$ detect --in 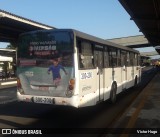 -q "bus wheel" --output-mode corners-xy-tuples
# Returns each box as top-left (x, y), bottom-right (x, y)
(110, 82), (117, 103)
